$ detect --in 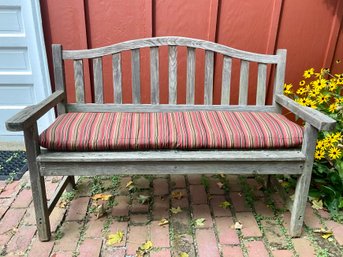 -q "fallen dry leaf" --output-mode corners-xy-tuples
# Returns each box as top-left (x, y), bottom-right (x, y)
(172, 191), (184, 200)
(217, 182), (224, 189)
(313, 228), (333, 240)
(311, 199), (323, 210)
(136, 240), (153, 256)
(194, 218), (206, 227)
(106, 230), (124, 245)
(180, 253), (189, 257)
(219, 173), (225, 178)
(158, 218), (169, 226)
(126, 180), (134, 188)
(231, 221), (243, 230)
(170, 206), (182, 214)
(58, 199), (68, 209)
(91, 193), (112, 201)
(138, 195), (150, 204)
(219, 201), (231, 209)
